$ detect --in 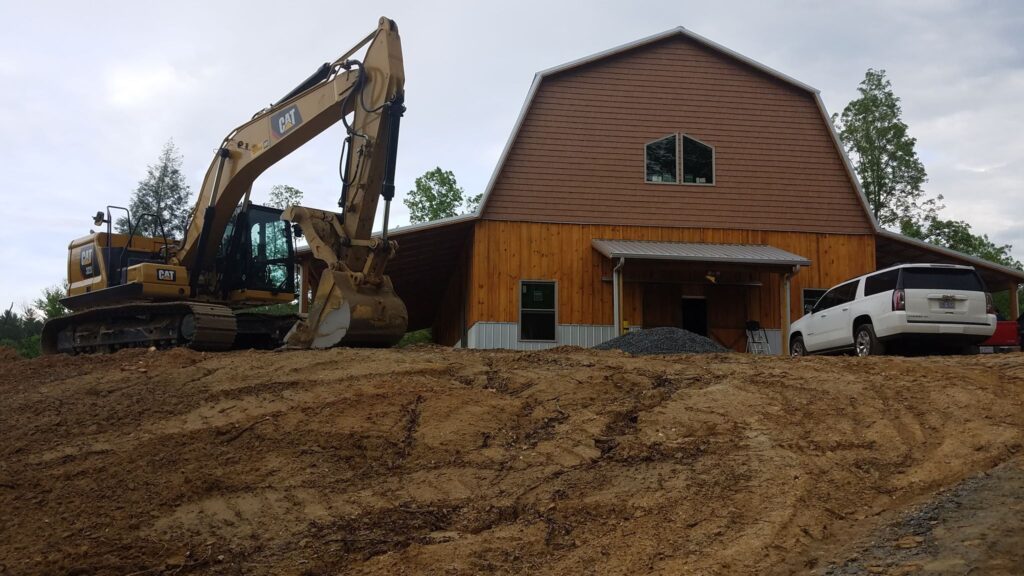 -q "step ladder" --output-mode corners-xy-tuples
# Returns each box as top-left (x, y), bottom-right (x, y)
(745, 320), (772, 355)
